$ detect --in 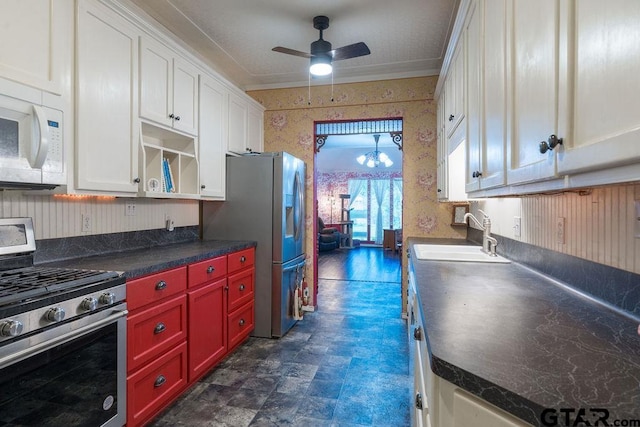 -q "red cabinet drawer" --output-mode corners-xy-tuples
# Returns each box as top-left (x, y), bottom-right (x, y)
(187, 255), (227, 288)
(228, 300), (254, 351)
(227, 267), (254, 312)
(127, 294), (187, 372)
(127, 267), (187, 311)
(227, 248), (255, 274)
(127, 342), (187, 427)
